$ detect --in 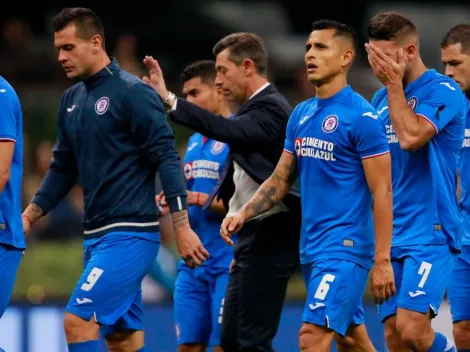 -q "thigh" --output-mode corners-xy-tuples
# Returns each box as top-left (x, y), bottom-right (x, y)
(174, 268), (212, 345)
(398, 245), (457, 317)
(66, 234), (159, 327)
(448, 247), (470, 323)
(237, 255), (295, 350)
(209, 270), (230, 347)
(302, 260), (369, 336)
(0, 244), (22, 318)
(221, 263), (240, 351)
(378, 248), (404, 323)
